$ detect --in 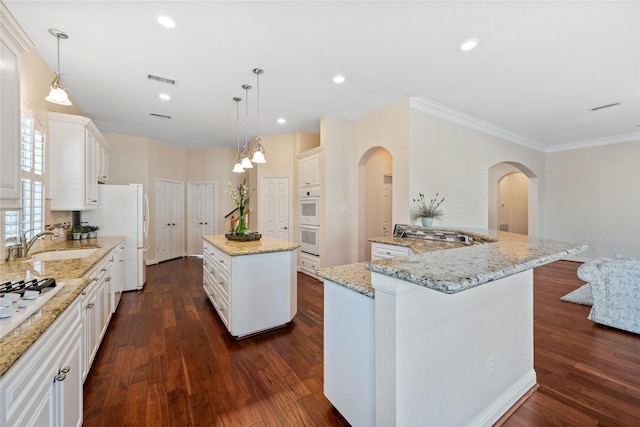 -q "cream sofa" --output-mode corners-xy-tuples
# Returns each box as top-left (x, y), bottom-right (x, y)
(577, 255), (640, 334)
